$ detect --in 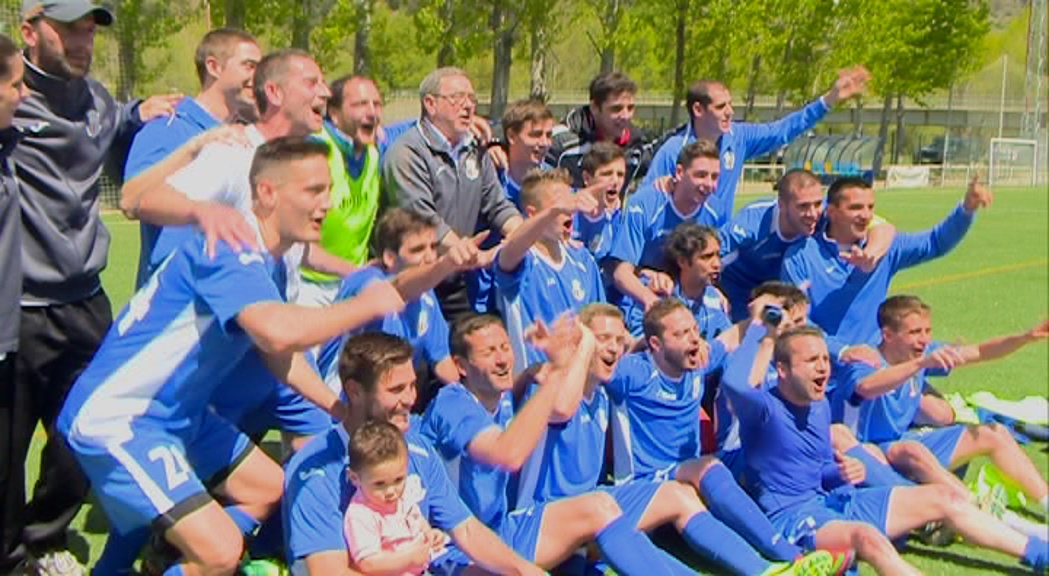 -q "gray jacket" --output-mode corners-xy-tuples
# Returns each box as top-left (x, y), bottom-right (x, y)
(0, 128), (21, 353)
(13, 57), (141, 305)
(383, 120), (519, 241)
